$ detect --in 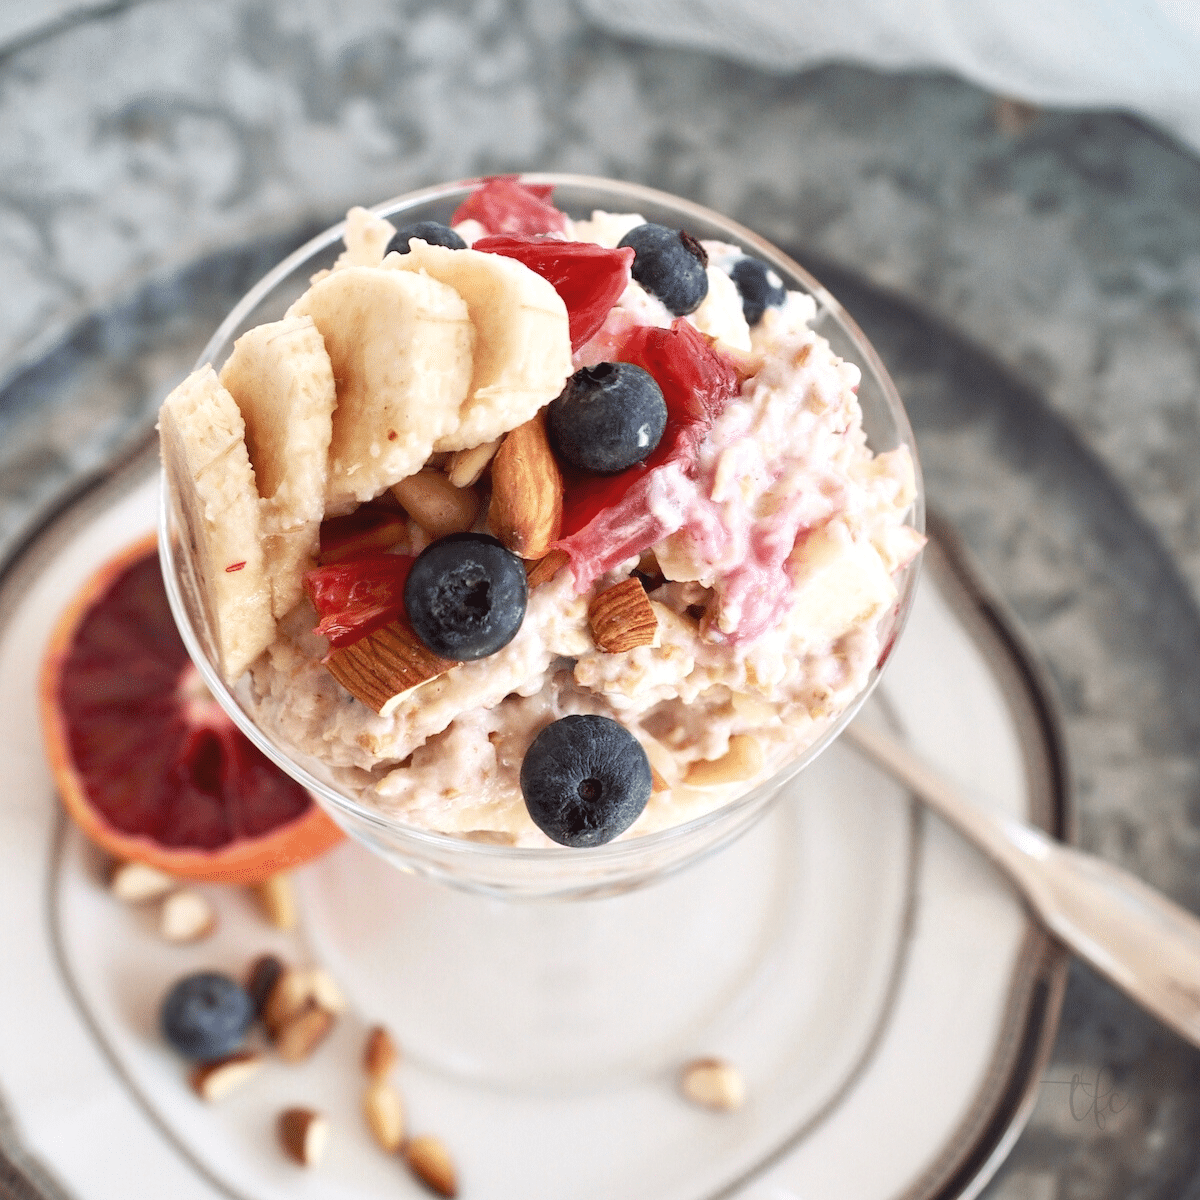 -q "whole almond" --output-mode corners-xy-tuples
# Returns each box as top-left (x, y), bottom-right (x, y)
(588, 577), (658, 653)
(278, 1107), (329, 1167)
(245, 953), (285, 1016)
(190, 1051), (263, 1102)
(679, 1056), (746, 1111)
(274, 1003), (335, 1063)
(160, 889), (217, 943)
(405, 1134), (458, 1197)
(363, 1025), (400, 1079)
(263, 967), (313, 1035)
(392, 469), (480, 539)
(363, 1079), (405, 1151)
(326, 620), (455, 715)
(110, 861), (176, 903)
(487, 413), (562, 559)
(253, 873), (296, 930)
